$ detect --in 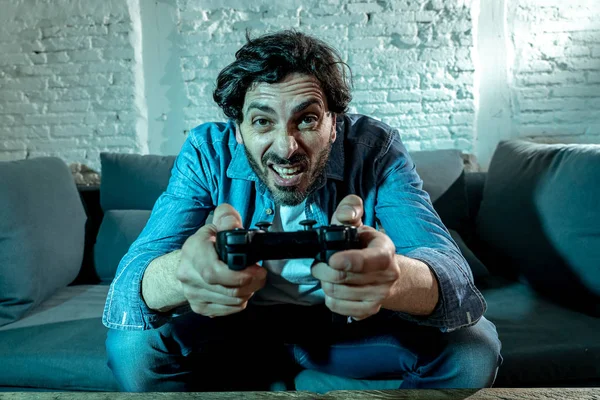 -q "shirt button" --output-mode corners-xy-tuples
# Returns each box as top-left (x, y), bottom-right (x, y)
(265, 208), (273, 215)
